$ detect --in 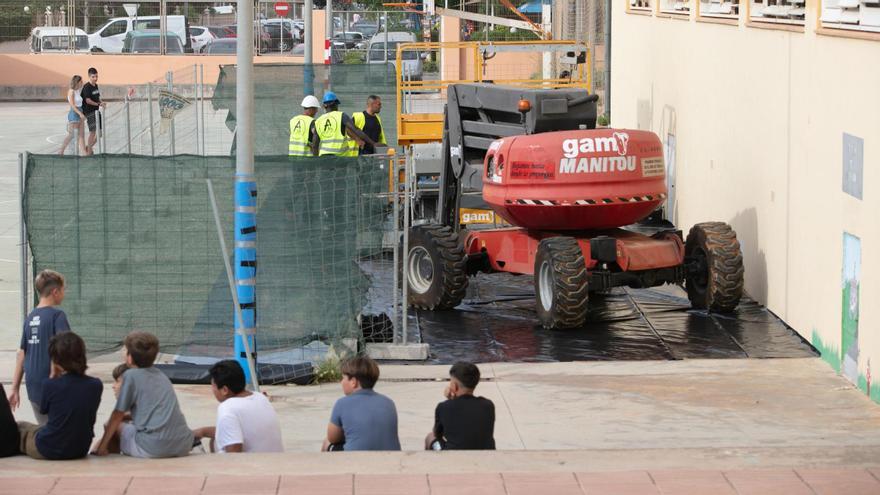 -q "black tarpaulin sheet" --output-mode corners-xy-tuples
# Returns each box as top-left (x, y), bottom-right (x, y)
(413, 273), (817, 364)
